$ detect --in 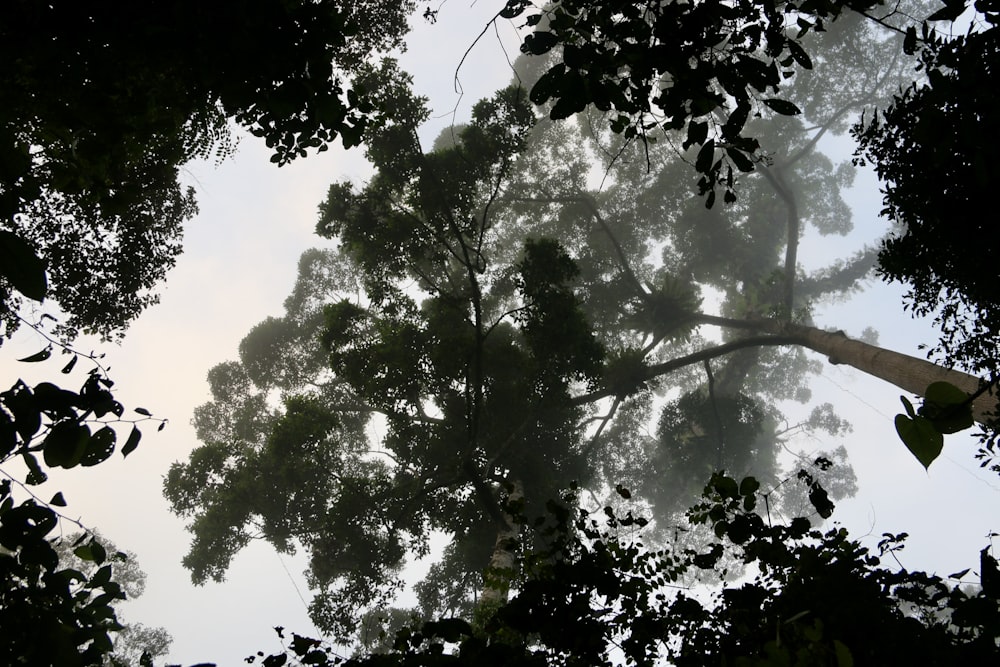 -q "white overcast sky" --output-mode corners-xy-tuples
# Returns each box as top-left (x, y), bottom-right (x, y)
(2, 5), (998, 665)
